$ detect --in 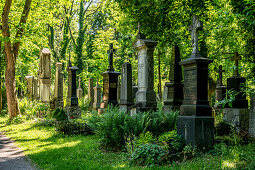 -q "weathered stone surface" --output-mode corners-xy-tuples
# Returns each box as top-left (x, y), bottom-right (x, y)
(93, 80), (102, 110)
(38, 48), (51, 102)
(26, 76), (34, 99)
(177, 15), (214, 149)
(88, 78), (93, 105)
(70, 66), (78, 106)
(132, 31), (158, 112)
(54, 62), (63, 108)
(120, 62), (133, 112)
(223, 108), (249, 131)
(33, 78), (39, 100)
(163, 45), (183, 112)
(77, 77), (83, 99)
(66, 66), (72, 106)
(249, 98), (255, 137)
(132, 84), (138, 102)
